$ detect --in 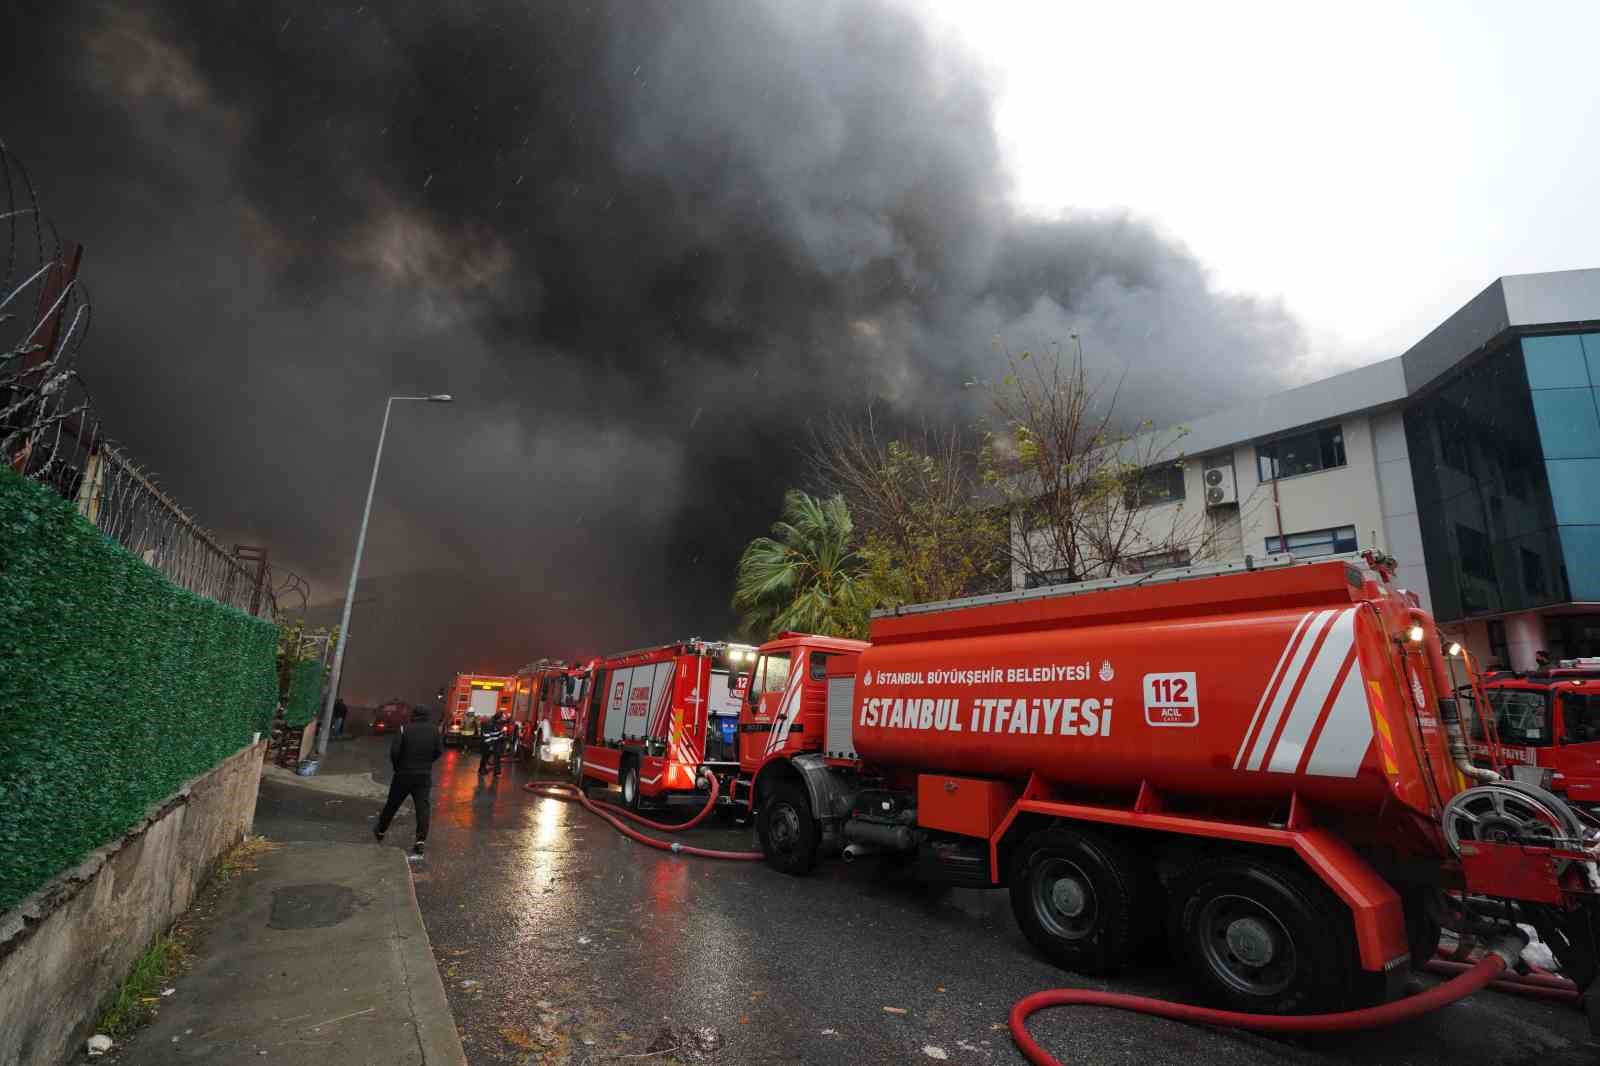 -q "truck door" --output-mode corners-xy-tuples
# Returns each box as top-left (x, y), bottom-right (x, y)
(739, 650), (792, 770)
(1559, 689), (1600, 807)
